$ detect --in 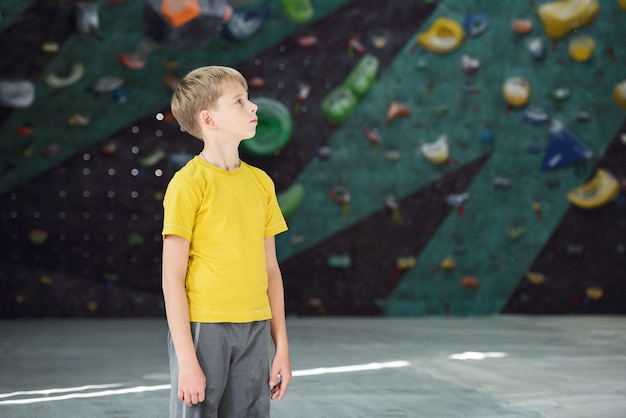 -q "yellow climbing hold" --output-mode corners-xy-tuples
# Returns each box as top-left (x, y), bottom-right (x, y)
(45, 62), (85, 88)
(537, 0), (600, 39)
(421, 135), (449, 164)
(526, 272), (546, 285)
(416, 17), (464, 54)
(568, 35), (595, 62)
(502, 76), (531, 107)
(613, 80), (626, 110)
(619, 0), (626, 11)
(585, 287), (603, 300)
(567, 168), (620, 209)
(440, 256), (456, 270)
